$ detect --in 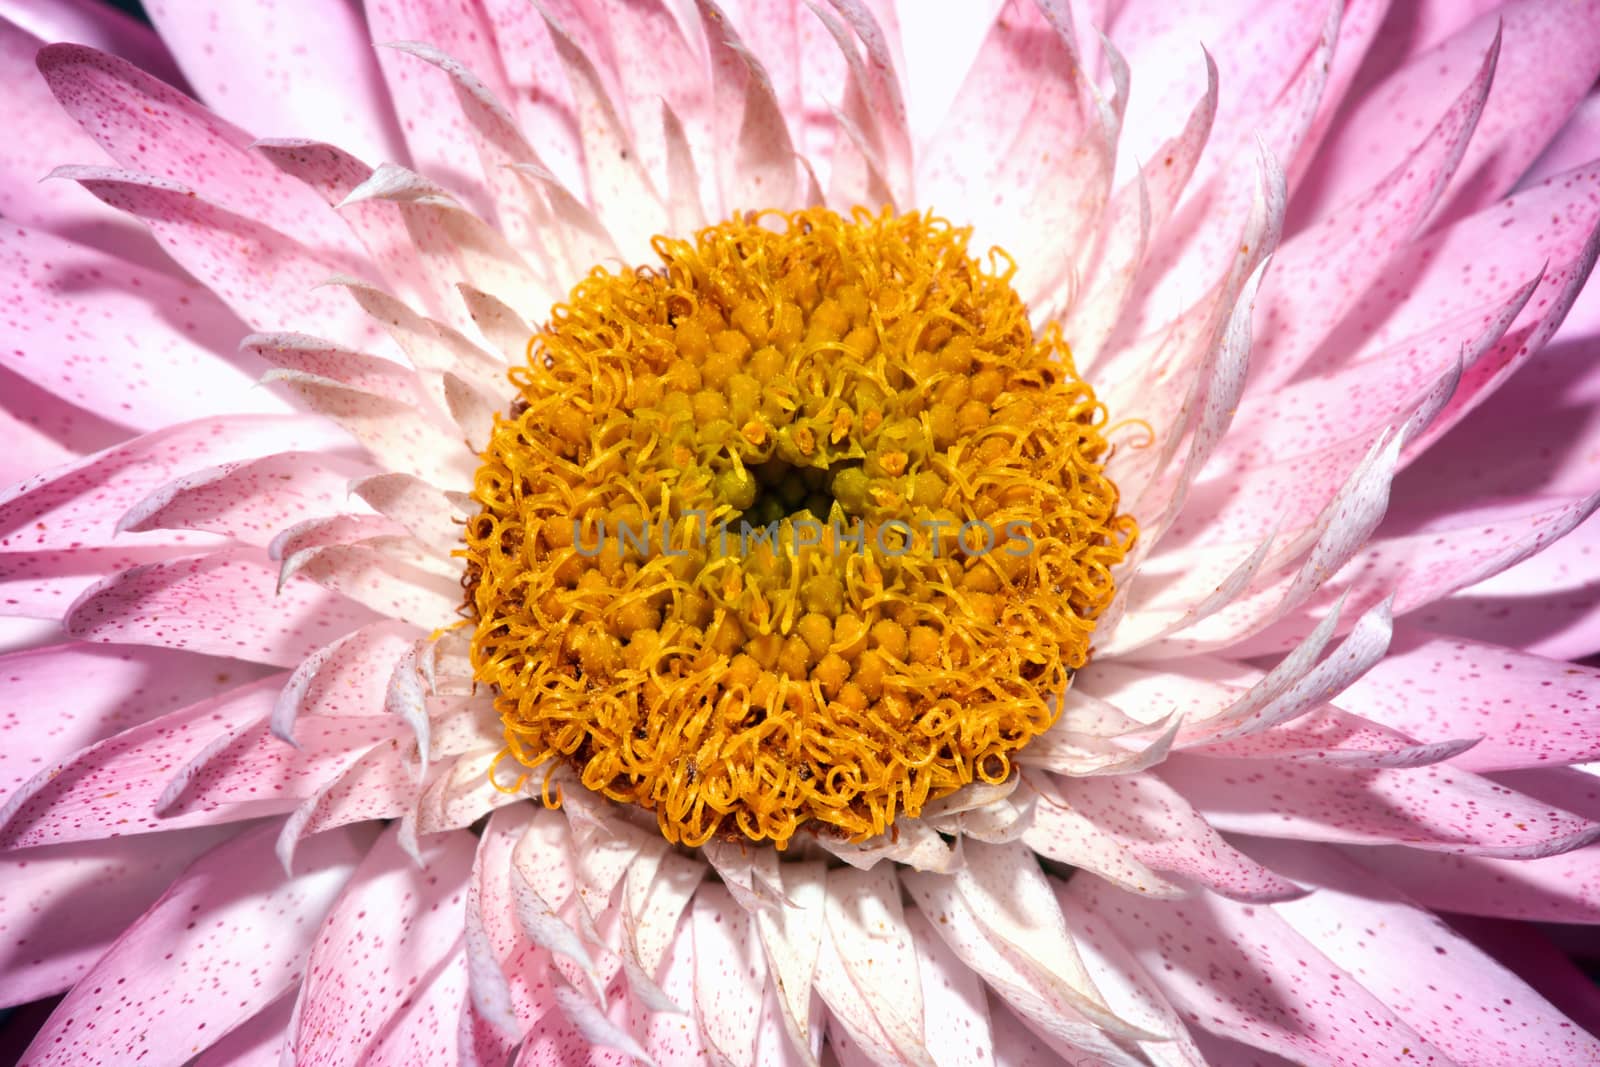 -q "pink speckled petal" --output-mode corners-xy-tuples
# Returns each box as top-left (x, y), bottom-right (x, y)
(254, 138), (444, 320)
(1416, 509), (1600, 662)
(1192, 705), (1480, 771)
(1160, 752), (1600, 858)
(381, 39), (577, 272)
(588, 0), (709, 200)
(476, 0), (583, 193)
(0, 824), (234, 1008)
(901, 909), (994, 1067)
(0, 675), (290, 849)
(266, 369), (475, 490)
(1245, 492), (1600, 657)
(290, 822), (475, 1065)
(367, 947), (472, 1065)
(468, 806), (561, 1034)
(916, 0), (1105, 307)
(191, 983), (294, 1066)
(1060, 771), (1305, 903)
(22, 821), (374, 1066)
(633, 916), (711, 1065)
(1067, 872), (1451, 1065)
(142, 0), (403, 165)
(0, 414), (349, 554)
(698, 0), (799, 216)
(1337, 625), (1600, 772)
(350, 472), (471, 557)
(814, 865), (928, 1065)
(64, 546), (379, 666)
(119, 451), (372, 545)
(158, 710), (403, 827)
(1300, 0), (1600, 230)
(56, 165), (381, 349)
(1, 0), (184, 84)
(0, 219), (275, 431)
(1243, 838), (1600, 1064)
(537, 7), (664, 263)
(1019, 778), (1186, 900)
(342, 163), (553, 326)
(1317, 161), (1600, 376)
(37, 43), (369, 261)
(749, 858), (824, 1057)
(1251, 27), (1497, 388)
(0, 21), (172, 270)
(274, 740), (417, 873)
(904, 840), (1152, 1060)
(365, 0), (520, 223)
(1524, 91), (1600, 189)
(0, 640), (272, 795)
(1056, 894), (1207, 1067)
(1340, 839), (1600, 924)
(691, 884), (768, 1067)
